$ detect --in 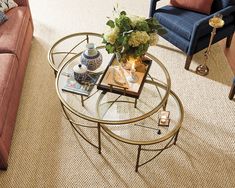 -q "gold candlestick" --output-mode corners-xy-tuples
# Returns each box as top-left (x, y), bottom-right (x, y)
(196, 14), (224, 76)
